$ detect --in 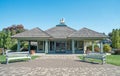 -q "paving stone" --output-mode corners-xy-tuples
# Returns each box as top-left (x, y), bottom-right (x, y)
(0, 55), (120, 76)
